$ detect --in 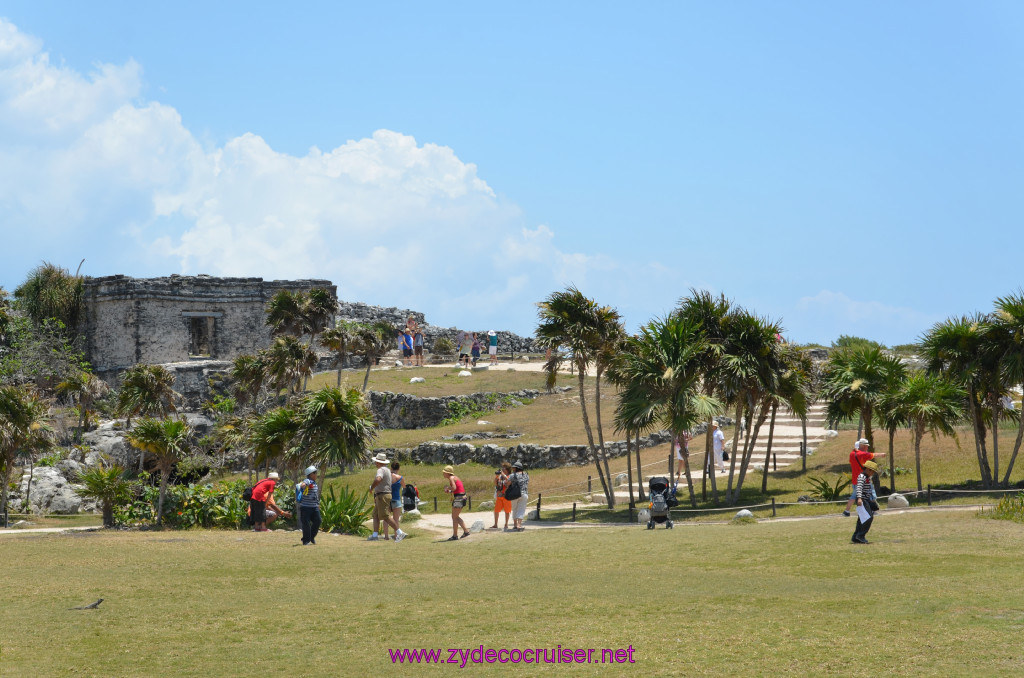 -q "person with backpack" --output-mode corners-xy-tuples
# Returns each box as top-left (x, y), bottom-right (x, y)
(506, 460), (529, 532)
(491, 462), (512, 530)
(296, 466), (321, 545)
(382, 461), (404, 541)
(249, 472), (289, 532)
